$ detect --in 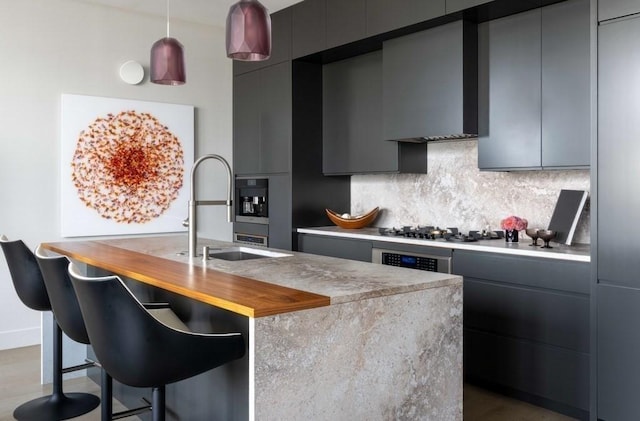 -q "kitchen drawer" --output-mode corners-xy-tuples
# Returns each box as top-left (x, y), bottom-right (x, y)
(464, 328), (589, 415)
(464, 278), (589, 352)
(298, 234), (372, 262)
(453, 250), (590, 294)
